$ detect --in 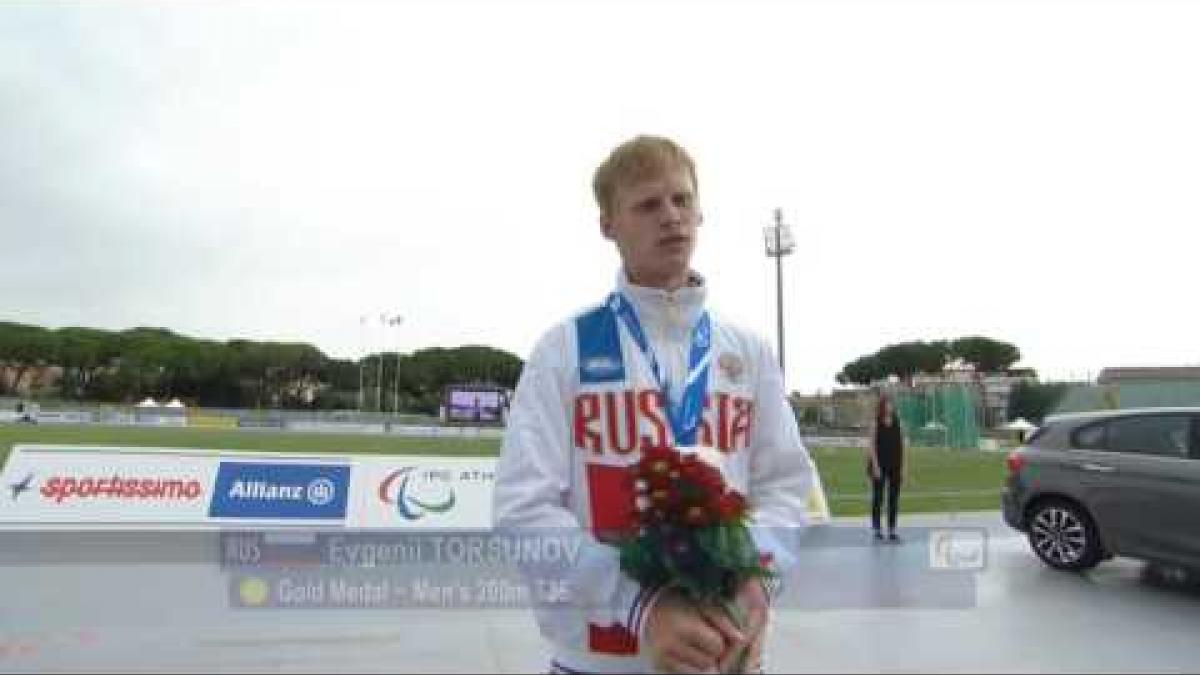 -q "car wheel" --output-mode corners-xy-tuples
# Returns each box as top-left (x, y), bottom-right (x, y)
(1026, 499), (1103, 571)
